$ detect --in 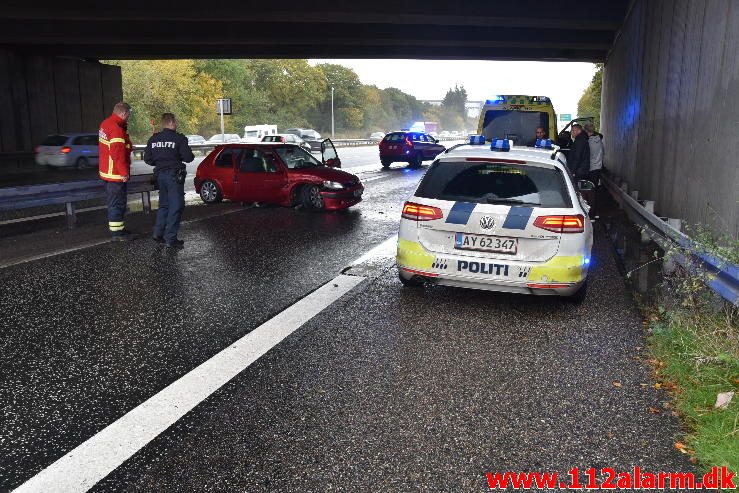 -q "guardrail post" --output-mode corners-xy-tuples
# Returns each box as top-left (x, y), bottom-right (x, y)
(667, 218), (682, 231)
(142, 192), (152, 213)
(619, 182), (628, 193)
(643, 200), (655, 213)
(65, 202), (76, 229)
(630, 190), (639, 200)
